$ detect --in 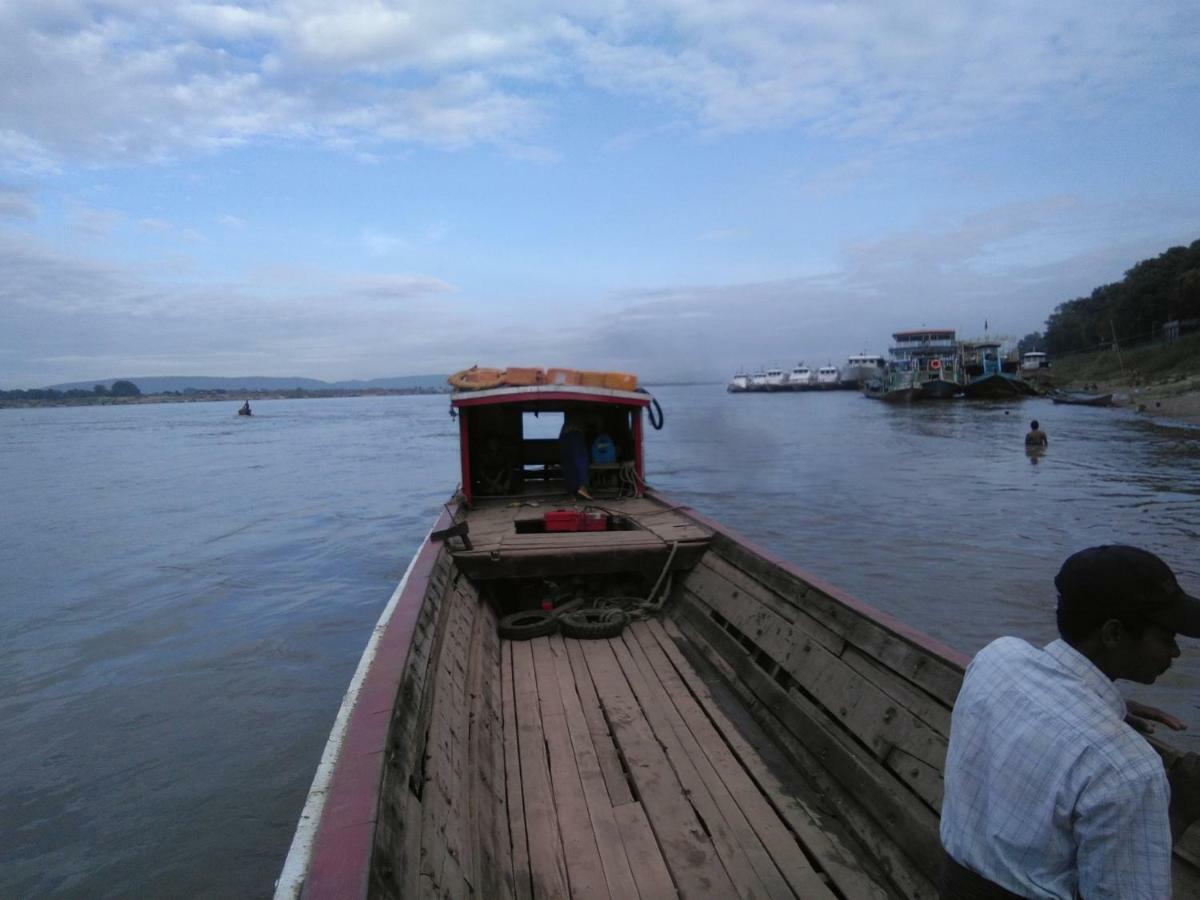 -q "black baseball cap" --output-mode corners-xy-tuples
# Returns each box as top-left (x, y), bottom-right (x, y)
(1055, 545), (1200, 637)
